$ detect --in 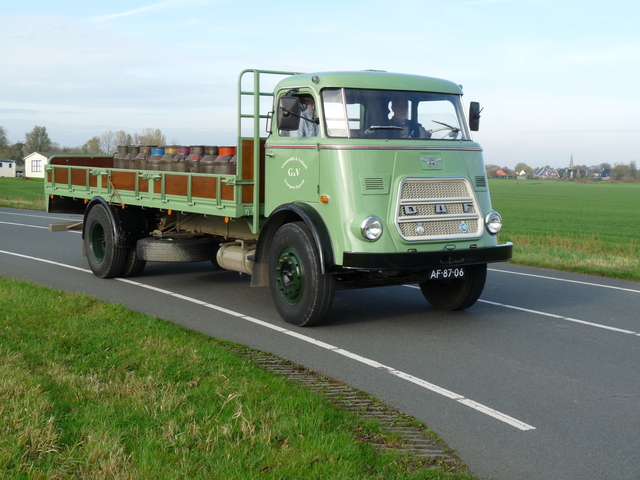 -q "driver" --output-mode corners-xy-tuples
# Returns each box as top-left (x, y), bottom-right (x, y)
(389, 94), (432, 139)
